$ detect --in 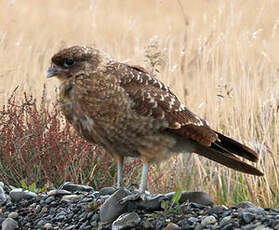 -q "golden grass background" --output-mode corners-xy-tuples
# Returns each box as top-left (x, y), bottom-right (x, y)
(1, 0), (279, 206)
